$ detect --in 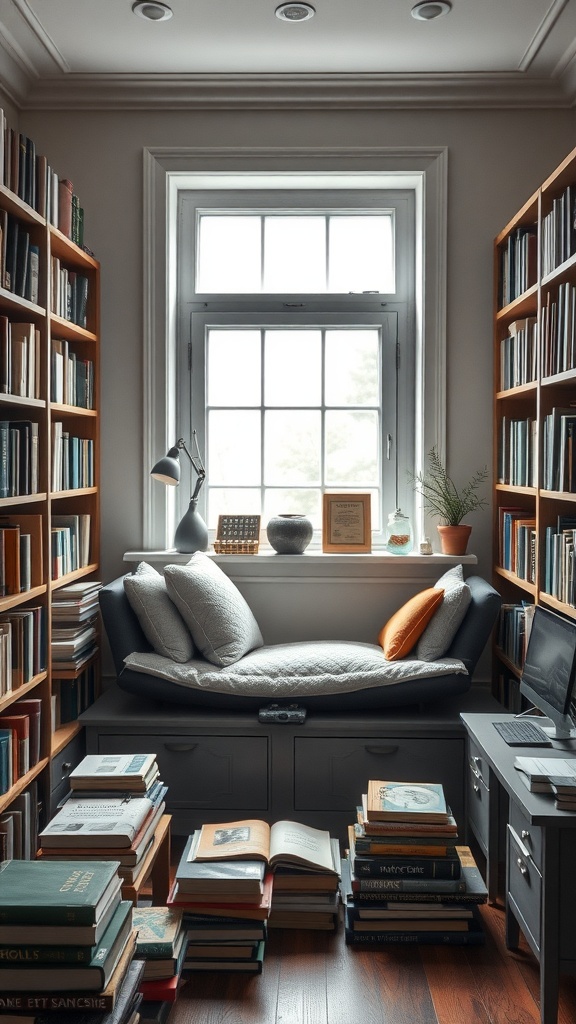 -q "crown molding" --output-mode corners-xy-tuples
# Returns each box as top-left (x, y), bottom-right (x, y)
(6, 70), (575, 111)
